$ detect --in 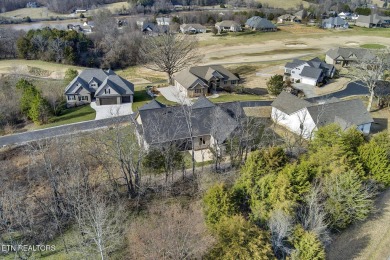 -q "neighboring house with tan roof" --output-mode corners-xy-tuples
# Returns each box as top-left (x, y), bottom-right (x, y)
(325, 47), (375, 66)
(277, 14), (300, 23)
(355, 14), (390, 28)
(271, 91), (373, 139)
(64, 69), (134, 107)
(180, 23), (206, 34)
(173, 65), (240, 98)
(215, 20), (242, 33)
